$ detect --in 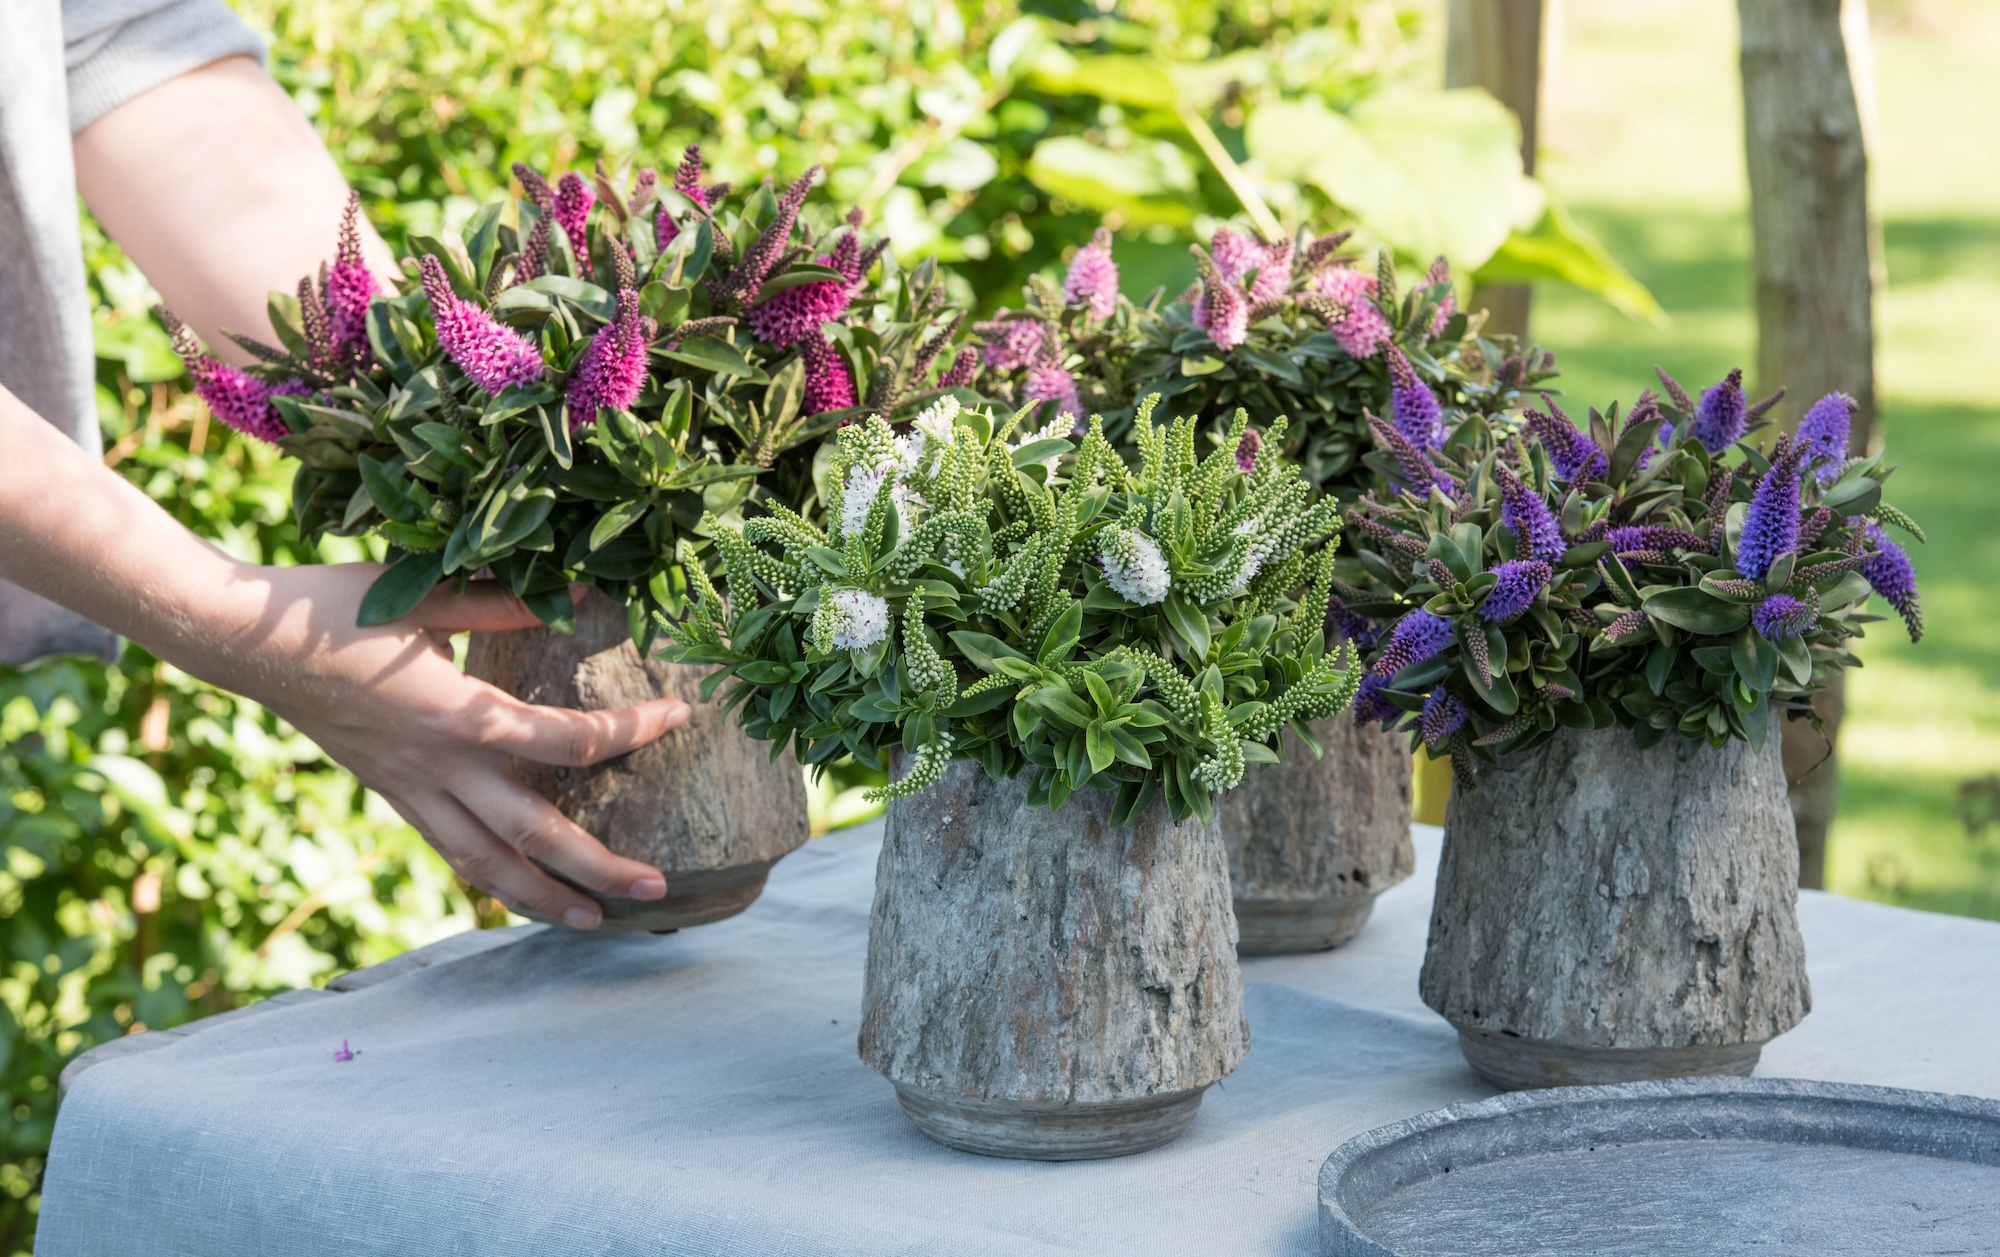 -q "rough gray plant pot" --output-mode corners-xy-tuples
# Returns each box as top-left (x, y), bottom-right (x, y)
(1220, 718), (1414, 954)
(858, 758), (1249, 1160)
(464, 591), (808, 931)
(1421, 720), (1809, 1090)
